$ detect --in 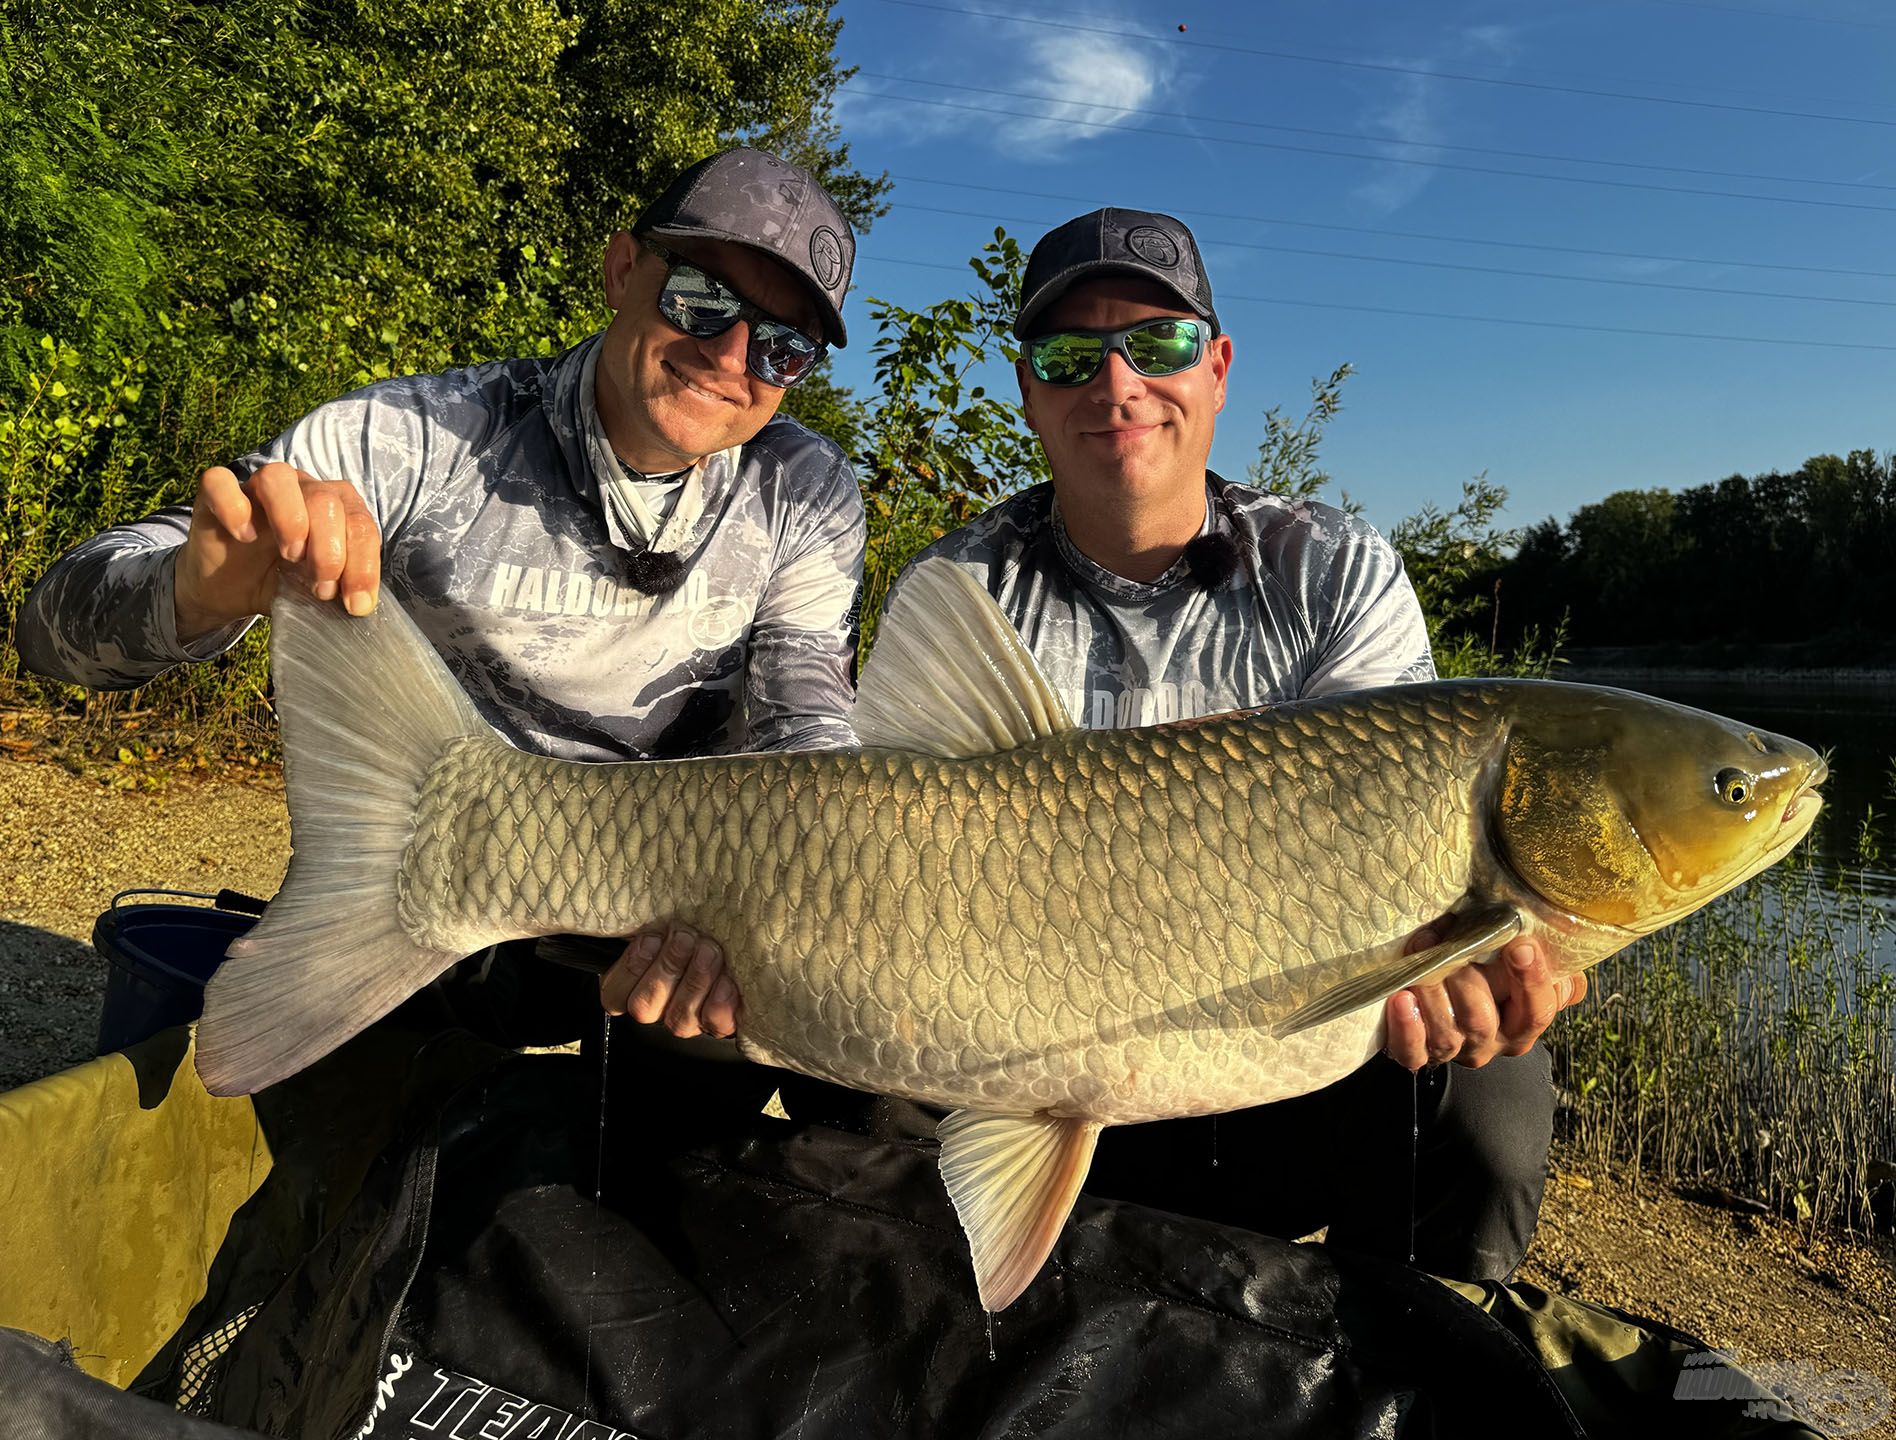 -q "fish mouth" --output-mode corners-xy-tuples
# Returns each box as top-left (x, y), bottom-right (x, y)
(1782, 755), (1828, 826)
